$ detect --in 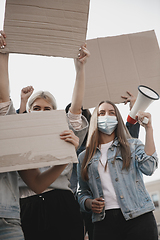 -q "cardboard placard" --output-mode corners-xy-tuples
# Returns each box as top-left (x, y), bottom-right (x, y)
(0, 0), (90, 58)
(83, 30), (160, 109)
(0, 110), (77, 173)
